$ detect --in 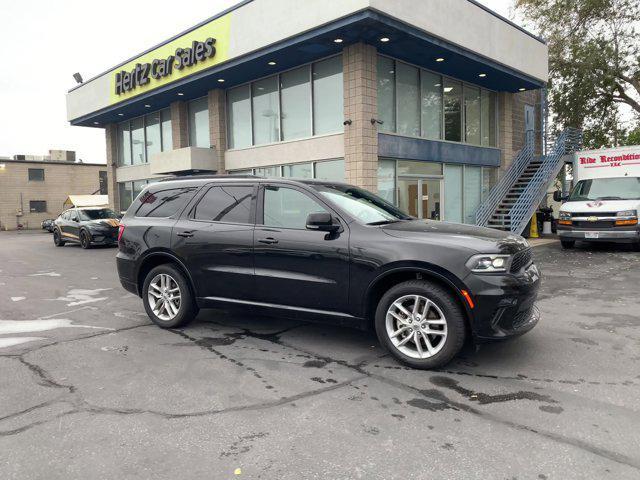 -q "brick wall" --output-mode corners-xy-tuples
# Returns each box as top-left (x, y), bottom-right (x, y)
(343, 42), (378, 192)
(170, 101), (189, 149)
(0, 161), (107, 230)
(208, 89), (227, 173)
(105, 124), (119, 210)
